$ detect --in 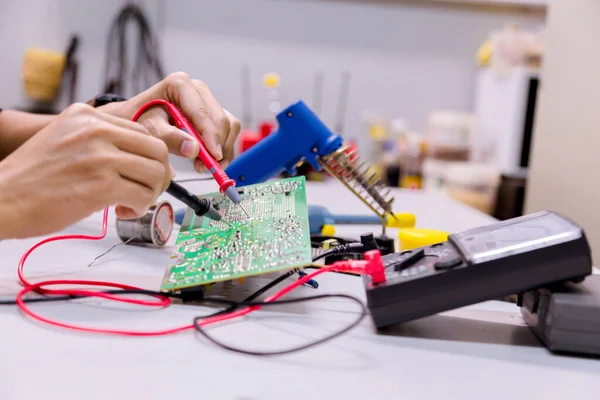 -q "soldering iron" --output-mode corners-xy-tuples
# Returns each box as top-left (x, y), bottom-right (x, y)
(225, 100), (397, 228)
